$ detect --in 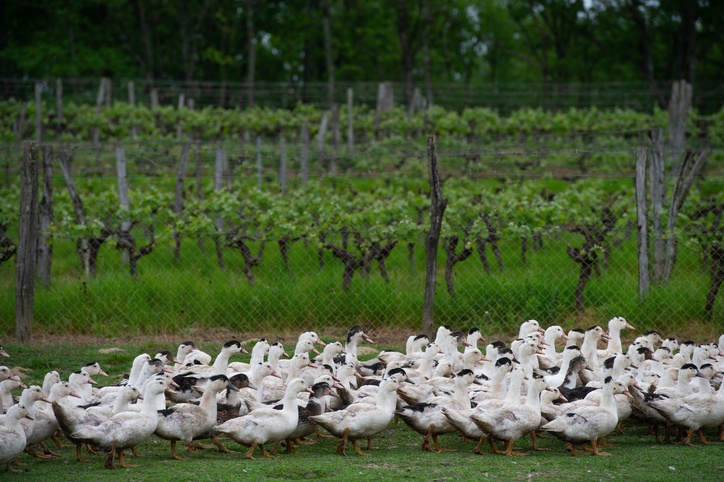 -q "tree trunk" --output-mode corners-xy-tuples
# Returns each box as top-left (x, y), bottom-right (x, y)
(246, 0), (256, 107)
(649, 130), (666, 283)
(17, 141), (40, 342)
(57, 150), (91, 276)
(444, 235), (474, 296)
(422, 135), (447, 338)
